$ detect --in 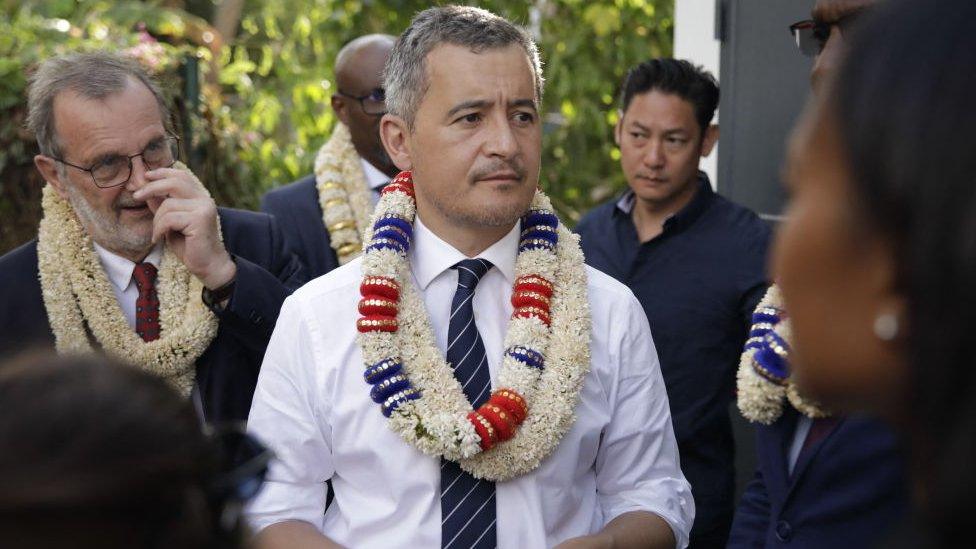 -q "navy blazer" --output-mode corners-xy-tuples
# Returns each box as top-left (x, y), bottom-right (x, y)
(0, 207), (306, 424)
(728, 407), (910, 549)
(260, 175), (340, 280)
